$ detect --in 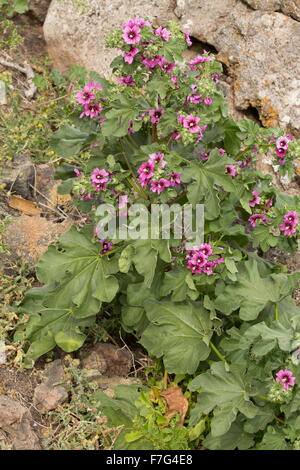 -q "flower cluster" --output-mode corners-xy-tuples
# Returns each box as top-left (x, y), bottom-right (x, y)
(279, 211), (298, 236)
(274, 135), (294, 166)
(137, 153), (181, 194)
(185, 243), (224, 275)
(91, 168), (111, 191)
(98, 239), (113, 255)
(76, 82), (104, 119)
